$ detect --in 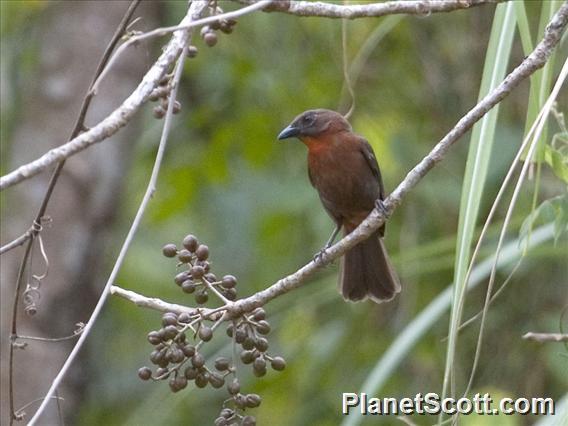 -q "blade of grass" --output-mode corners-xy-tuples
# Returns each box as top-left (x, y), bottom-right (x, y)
(441, 1), (517, 412)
